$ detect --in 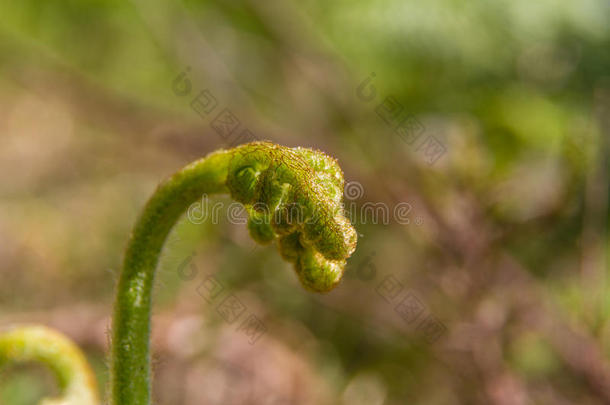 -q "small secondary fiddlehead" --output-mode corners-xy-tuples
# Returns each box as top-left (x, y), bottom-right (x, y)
(112, 142), (357, 405)
(0, 325), (99, 405)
